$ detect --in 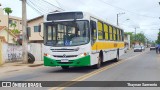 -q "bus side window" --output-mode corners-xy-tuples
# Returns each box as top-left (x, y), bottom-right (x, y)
(119, 30), (122, 41)
(121, 30), (124, 41)
(90, 20), (97, 45)
(109, 26), (113, 41)
(117, 29), (120, 41)
(104, 24), (109, 40)
(113, 27), (116, 41)
(98, 21), (103, 40)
